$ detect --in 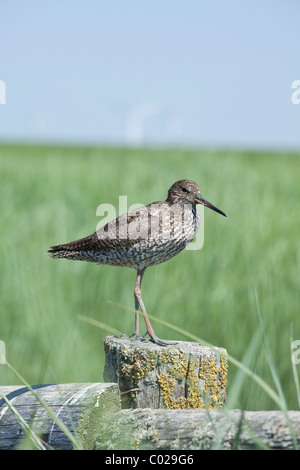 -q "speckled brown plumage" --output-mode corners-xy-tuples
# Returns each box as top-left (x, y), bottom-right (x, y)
(49, 180), (226, 346)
